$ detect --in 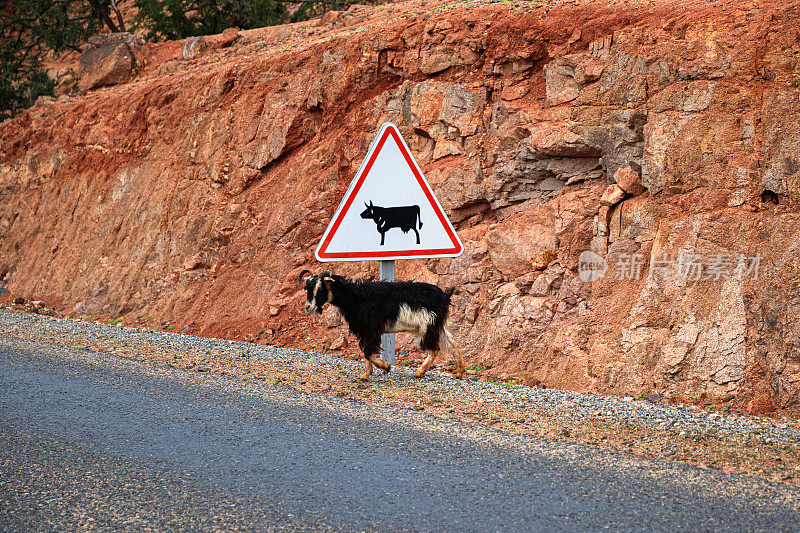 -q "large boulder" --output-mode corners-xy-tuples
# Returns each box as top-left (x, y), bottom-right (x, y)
(78, 33), (144, 93)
